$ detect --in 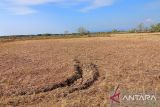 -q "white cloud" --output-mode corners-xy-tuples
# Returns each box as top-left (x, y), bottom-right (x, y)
(81, 0), (114, 12)
(0, 0), (116, 15)
(8, 7), (36, 15)
(144, 18), (153, 23)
